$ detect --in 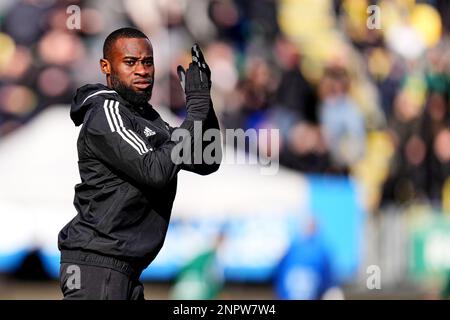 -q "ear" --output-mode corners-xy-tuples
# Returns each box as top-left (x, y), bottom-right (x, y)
(100, 58), (111, 75)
